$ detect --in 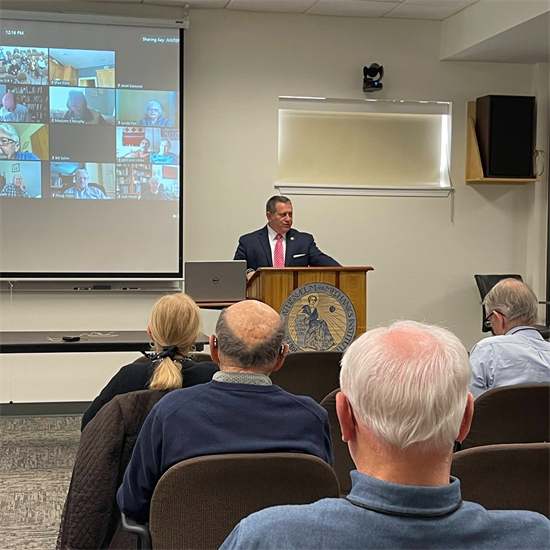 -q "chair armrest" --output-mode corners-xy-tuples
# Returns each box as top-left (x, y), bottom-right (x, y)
(121, 512), (152, 550)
